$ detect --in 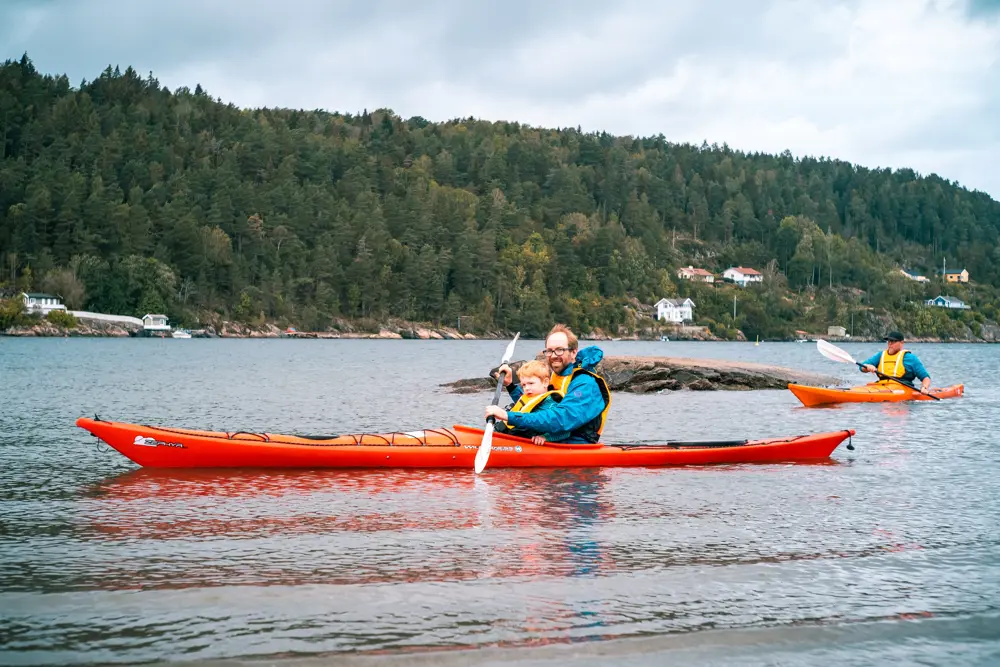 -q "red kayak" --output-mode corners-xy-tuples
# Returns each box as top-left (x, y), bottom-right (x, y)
(76, 417), (855, 469)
